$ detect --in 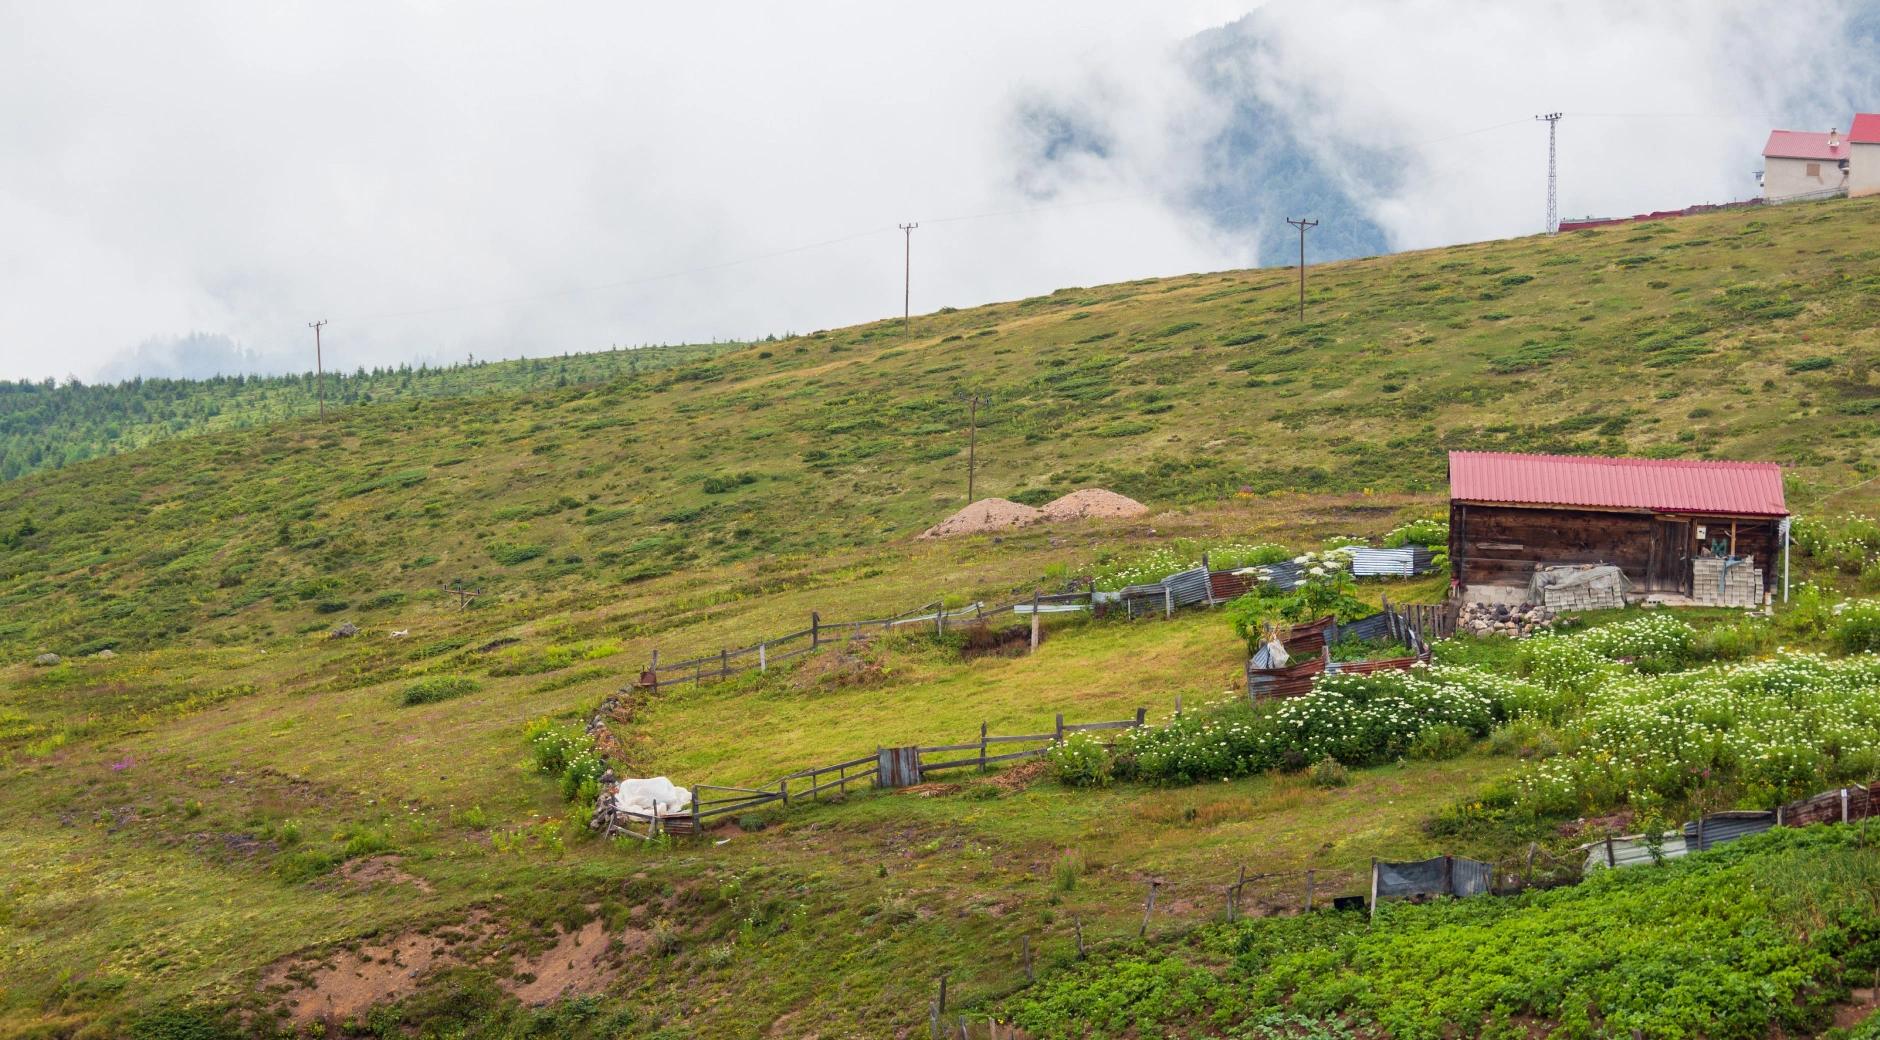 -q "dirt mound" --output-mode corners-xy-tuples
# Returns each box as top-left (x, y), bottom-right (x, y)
(340, 855), (434, 893)
(919, 498), (1043, 539)
(1038, 488), (1148, 522)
